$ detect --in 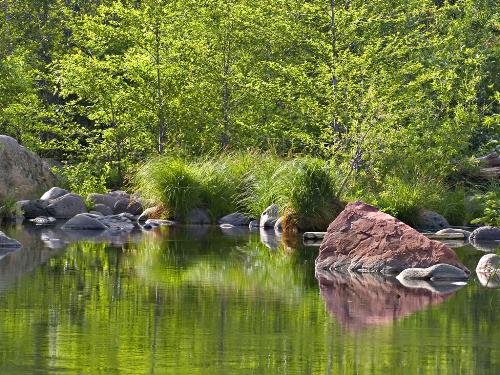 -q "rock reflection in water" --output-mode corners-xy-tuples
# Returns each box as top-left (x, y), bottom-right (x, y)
(317, 270), (464, 331)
